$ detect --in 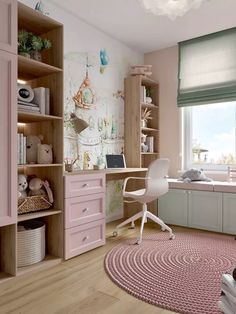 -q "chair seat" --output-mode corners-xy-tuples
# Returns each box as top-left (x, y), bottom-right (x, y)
(124, 189), (146, 198)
